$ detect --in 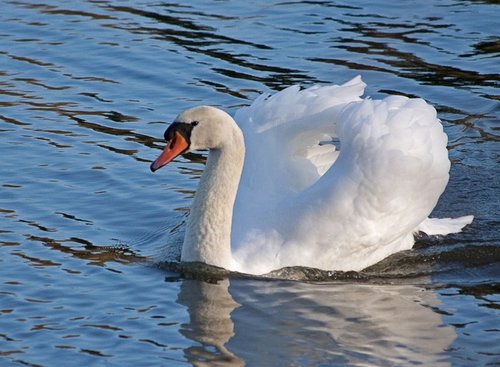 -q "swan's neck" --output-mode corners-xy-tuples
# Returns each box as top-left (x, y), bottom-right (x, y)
(181, 126), (244, 269)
